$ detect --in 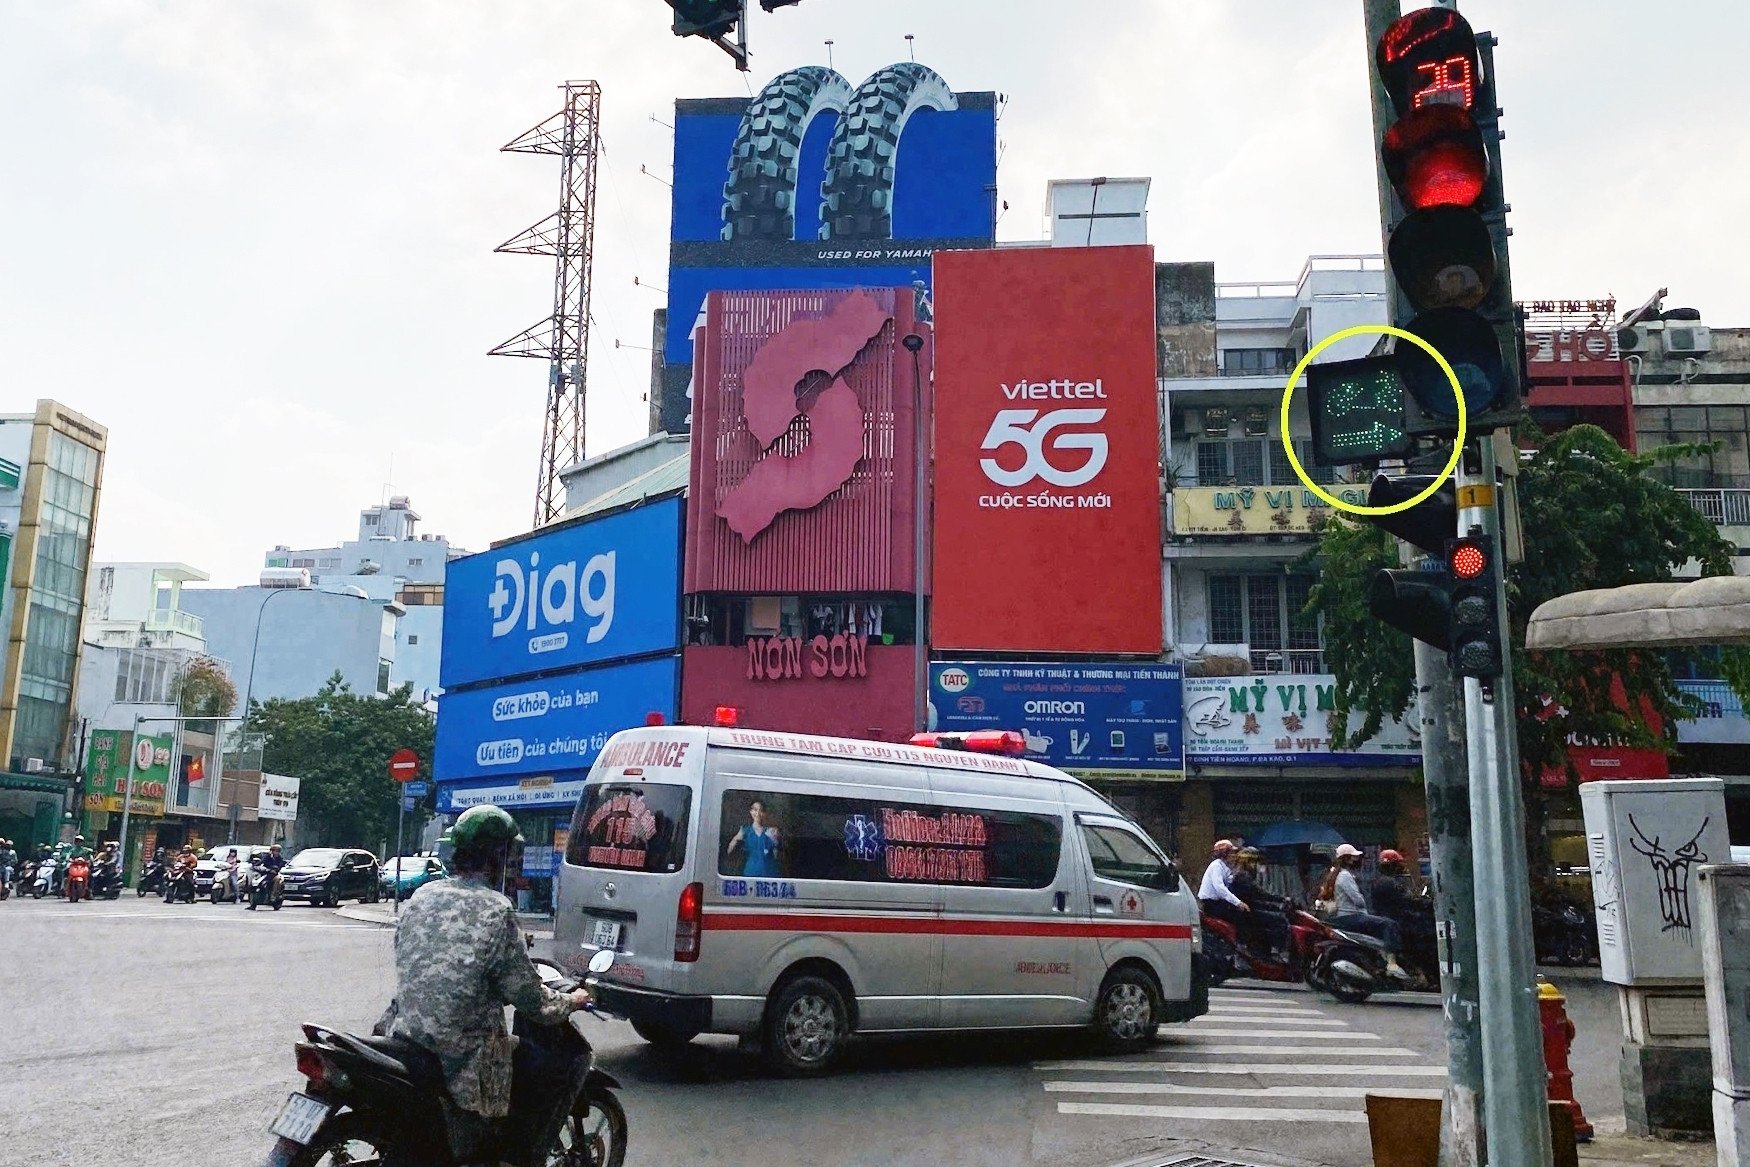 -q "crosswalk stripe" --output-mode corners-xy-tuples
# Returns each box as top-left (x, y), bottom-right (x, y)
(1035, 1060), (1448, 1076)
(1190, 1016), (1349, 1028)
(1151, 1044), (1421, 1056)
(1044, 1082), (1445, 1099)
(1057, 1102), (1368, 1123)
(1170, 1029), (1380, 1040)
(1205, 1005), (1325, 1015)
